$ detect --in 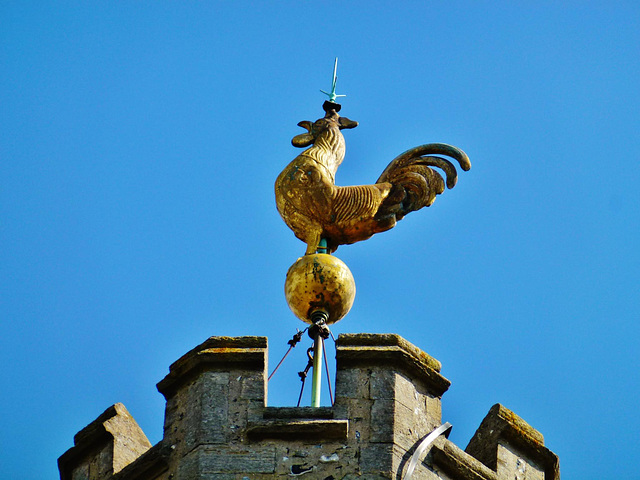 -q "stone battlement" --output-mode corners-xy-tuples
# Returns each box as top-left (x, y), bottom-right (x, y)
(58, 334), (559, 480)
